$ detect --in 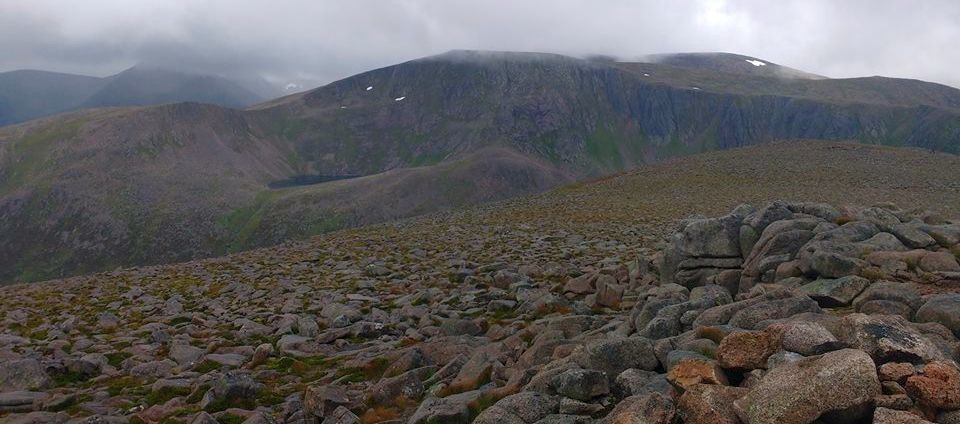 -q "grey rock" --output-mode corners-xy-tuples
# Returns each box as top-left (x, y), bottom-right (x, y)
(408, 389), (484, 424)
(439, 318), (484, 336)
(570, 337), (658, 376)
(0, 359), (50, 391)
(477, 392), (559, 423)
(552, 369), (609, 401)
(321, 406), (359, 424)
(613, 369), (672, 398)
(852, 281), (922, 313)
(727, 296), (822, 330)
(915, 294), (960, 338)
